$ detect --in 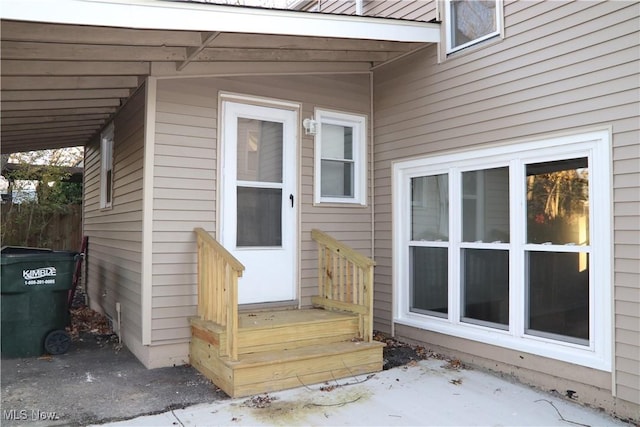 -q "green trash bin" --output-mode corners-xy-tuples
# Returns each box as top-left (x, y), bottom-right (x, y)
(1, 246), (78, 358)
